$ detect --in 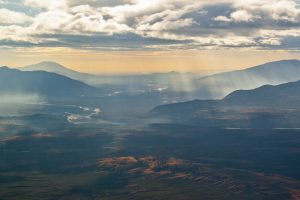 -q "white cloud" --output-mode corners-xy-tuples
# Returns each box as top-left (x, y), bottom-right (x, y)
(0, 25), (37, 42)
(24, 0), (68, 10)
(66, 113), (81, 122)
(94, 108), (101, 114)
(65, 107), (101, 123)
(264, 0), (300, 22)
(32, 11), (73, 34)
(230, 10), (256, 22)
(143, 18), (193, 31)
(65, 13), (132, 34)
(214, 15), (231, 22)
(259, 38), (282, 46)
(68, 0), (133, 7)
(234, 0), (300, 22)
(214, 10), (259, 23)
(0, 0), (299, 50)
(0, 8), (32, 24)
(70, 5), (94, 14)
